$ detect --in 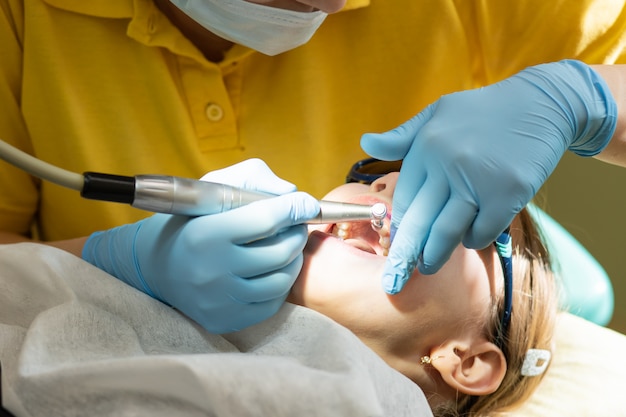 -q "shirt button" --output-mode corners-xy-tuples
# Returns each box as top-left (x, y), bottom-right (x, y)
(147, 15), (157, 34)
(205, 103), (224, 122)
